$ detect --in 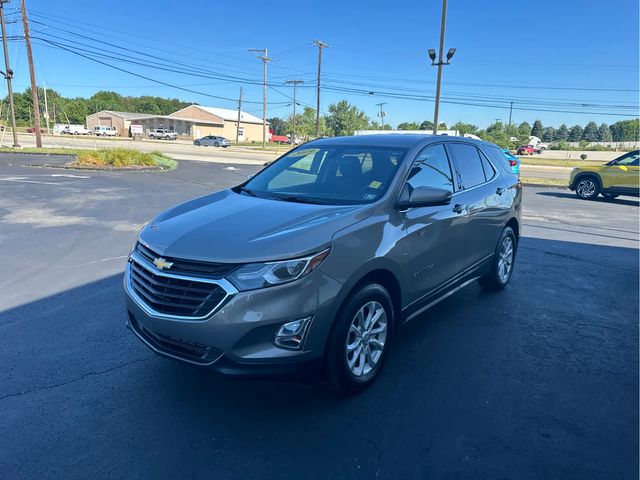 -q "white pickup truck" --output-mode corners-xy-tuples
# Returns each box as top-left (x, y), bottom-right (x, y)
(148, 128), (178, 140)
